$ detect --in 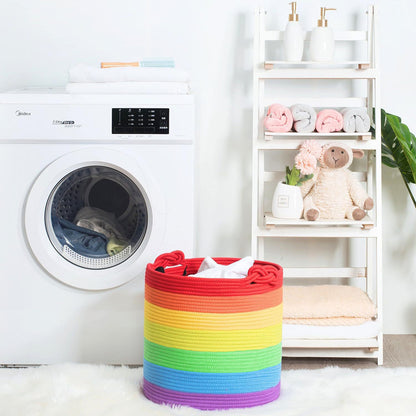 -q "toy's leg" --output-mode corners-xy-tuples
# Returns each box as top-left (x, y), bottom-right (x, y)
(303, 195), (320, 221)
(346, 204), (366, 220)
